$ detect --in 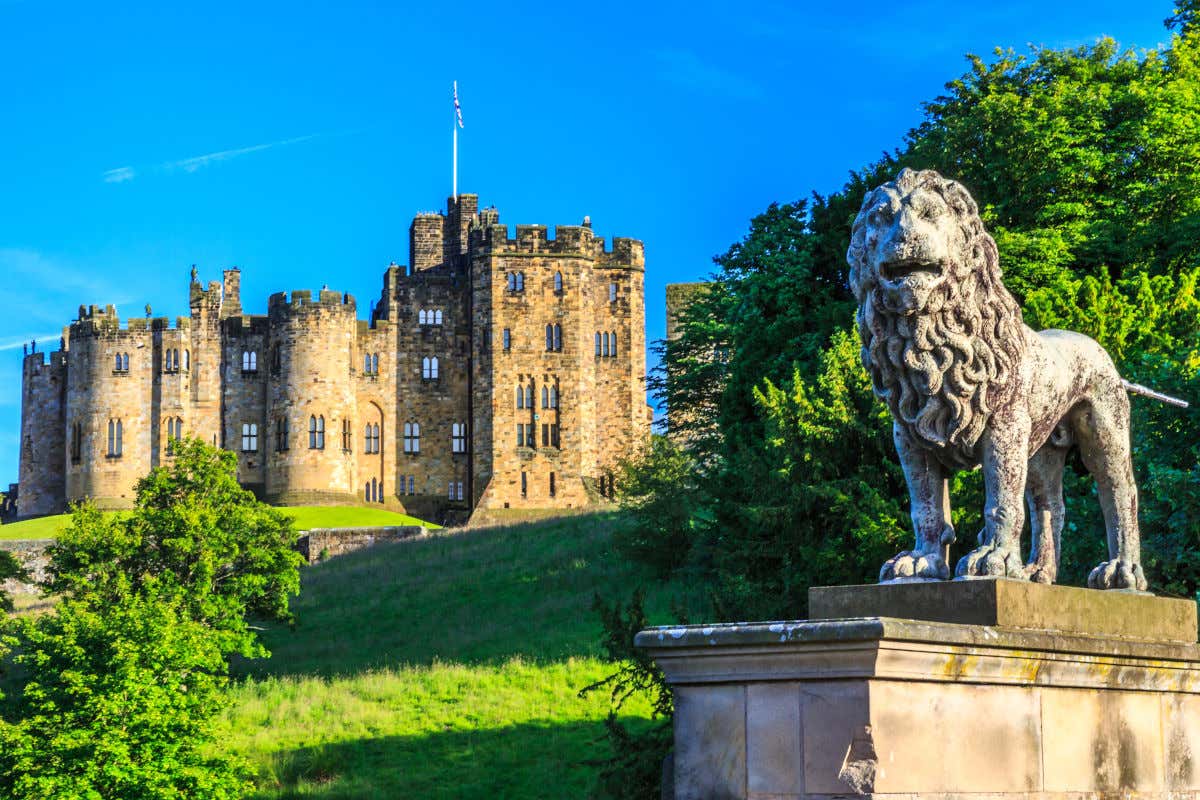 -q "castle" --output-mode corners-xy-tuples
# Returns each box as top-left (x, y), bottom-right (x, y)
(16, 193), (651, 523)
